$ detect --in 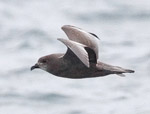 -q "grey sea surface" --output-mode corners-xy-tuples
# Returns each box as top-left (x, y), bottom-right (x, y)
(0, 0), (150, 114)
